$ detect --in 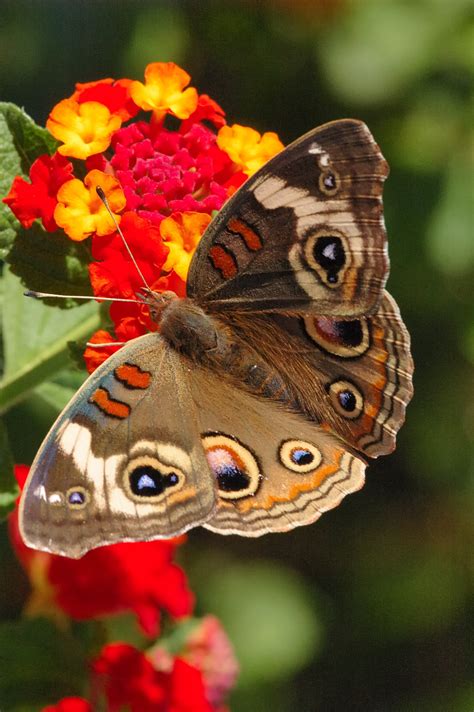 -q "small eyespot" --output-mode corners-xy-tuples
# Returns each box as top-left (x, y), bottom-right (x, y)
(319, 169), (340, 196)
(202, 433), (261, 500)
(124, 456), (185, 502)
(328, 380), (364, 419)
(279, 440), (322, 473)
(66, 487), (89, 509)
